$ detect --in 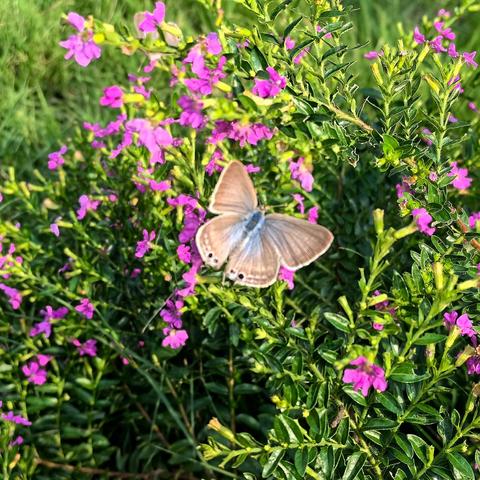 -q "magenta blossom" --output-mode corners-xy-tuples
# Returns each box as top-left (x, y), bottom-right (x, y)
(149, 180), (170, 191)
(448, 114), (458, 123)
(289, 157), (314, 192)
(411, 208), (435, 236)
(307, 206), (319, 224)
(47, 145), (67, 170)
(447, 43), (459, 58)
(162, 328), (188, 349)
(30, 320), (52, 338)
(284, 36), (295, 50)
(206, 32), (222, 55)
(429, 36), (447, 53)
(75, 298), (94, 319)
(76, 195), (100, 220)
(433, 21), (455, 40)
(22, 360), (48, 385)
(100, 85), (123, 108)
(396, 177), (413, 199)
(72, 338), (97, 357)
(1, 411), (31, 426)
(0, 283), (22, 309)
(469, 212), (480, 229)
(429, 172), (438, 182)
(422, 128), (433, 146)
(50, 223), (60, 237)
(177, 244), (191, 264)
(342, 356), (387, 396)
(364, 50), (383, 60)
(278, 267), (295, 290)
(178, 96), (207, 129)
(293, 194), (305, 214)
(448, 162), (472, 190)
(137, 2), (165, 33)
(59, 12), (101, 67)
(42, 305), (69, 321)
(413, 26), (426, 44)
(209, 120), (273, 147)
(205, 149), (223, 176)
(469, 102), (478, 112)
(293, 47), (310, 64)
(135, 229), (156, 258)
(463, 51), (478, 69)
(252, 67), (287, 98)
(444, 311), (476, 339)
